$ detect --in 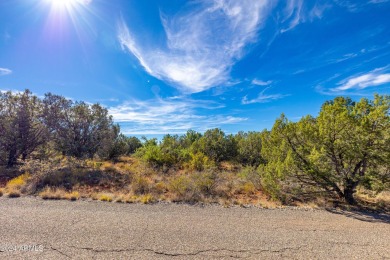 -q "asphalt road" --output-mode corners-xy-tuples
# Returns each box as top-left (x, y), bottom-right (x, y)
(0, 197), (389, 259)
